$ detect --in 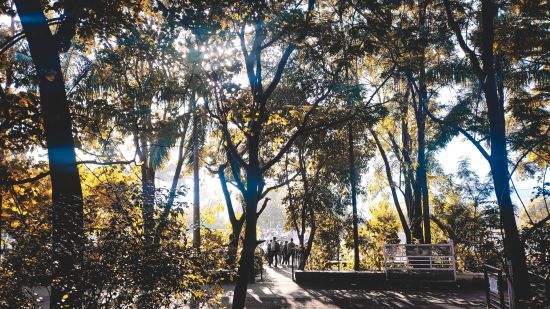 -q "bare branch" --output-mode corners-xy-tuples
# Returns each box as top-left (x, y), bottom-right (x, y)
(5, 171), (49, 186)
(260, 172), (299, 199)
(256, 197), (270, 218)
